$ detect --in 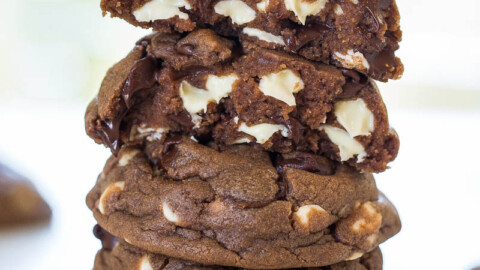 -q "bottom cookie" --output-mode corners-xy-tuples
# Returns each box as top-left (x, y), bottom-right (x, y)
(94, 238), (383, 270)
(87, 137), (400, 269)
